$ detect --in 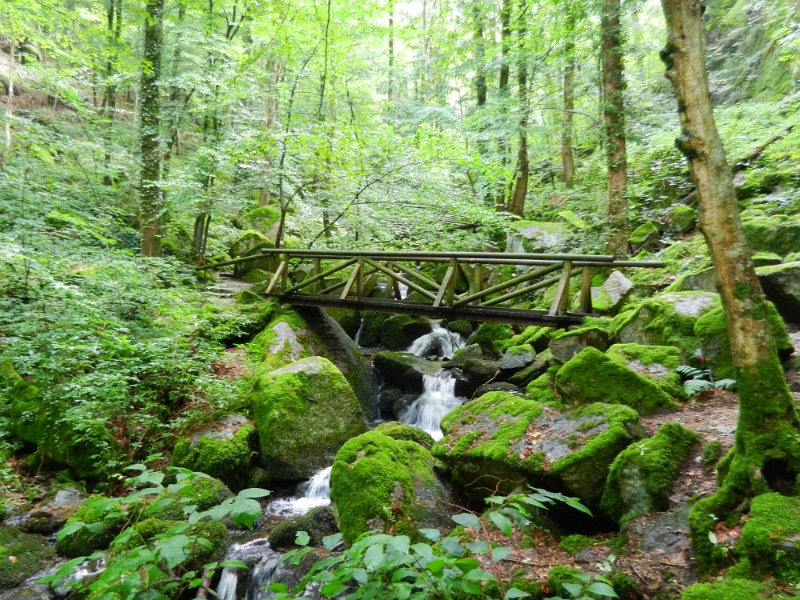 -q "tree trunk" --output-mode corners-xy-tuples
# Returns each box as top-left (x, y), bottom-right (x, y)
(661, 0), (800, 573)
(139, 0), (165, 257)
(508, 0), (528, 217)
(473, 1), (487, 109)
(561, 9), (576, 187)
(103, 0), (122, 184)
(1, 39), (15, 172)
(494, 0), (512, 213)
(388, 0), (394, 105)
(601, 0), (628, 257)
